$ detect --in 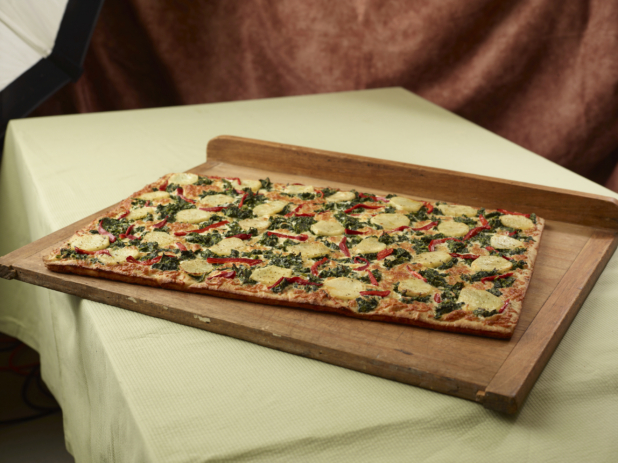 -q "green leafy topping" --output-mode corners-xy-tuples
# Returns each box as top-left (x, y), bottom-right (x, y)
(224, 205), (254, 220)
(358, 269), (382, 284)
(196, 176), (213, 186)
(185, 232), (223, 248)
(447, 240), (468, 253)
(486, 288), (502, 297)
(493, 276), (515, 289)
(473, 308), (499, 318)
(382, 248), (412, 269)
(462, 269), (498, 282)
(165, 183), (180, 193)
(318, 264), (352, 279)
(434, 301), (464, 319)
(419, 268), (450, 287)
(156, 196), (195, 222)
(58, 248), (88, 260)
(454, 216), (477, 226)
(356, 297), (379, 313)
(151, 255), (179, 271)
(334, 212), (369, 231)
(259, 178), (273, 191)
